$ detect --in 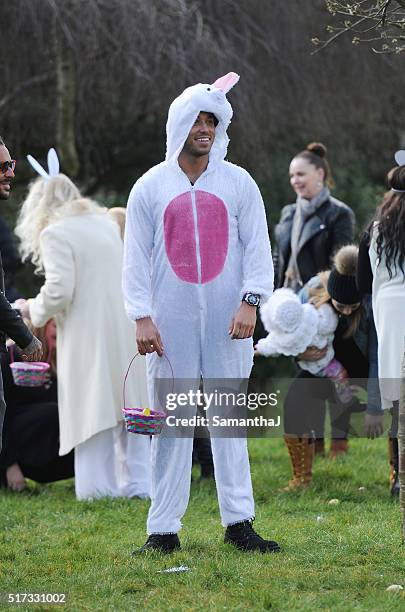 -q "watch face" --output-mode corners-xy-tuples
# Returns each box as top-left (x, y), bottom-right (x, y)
(246, 294), (259, 306)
